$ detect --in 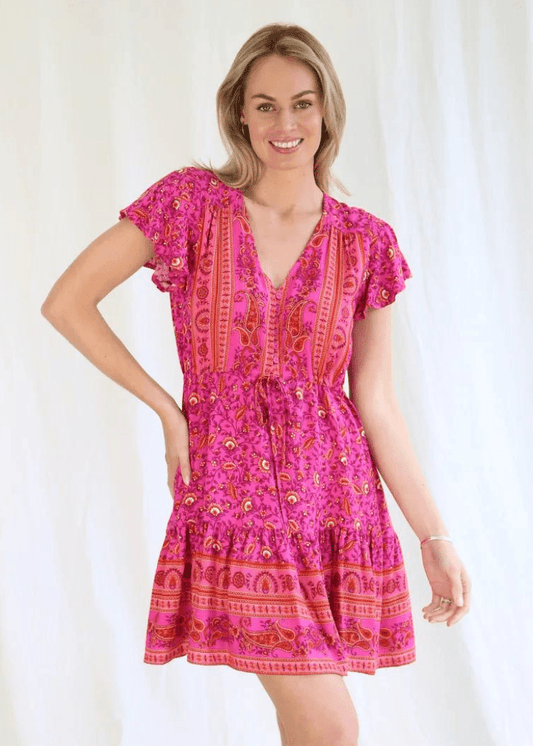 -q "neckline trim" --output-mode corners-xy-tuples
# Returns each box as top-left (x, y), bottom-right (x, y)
(237, 189), (330, 294)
